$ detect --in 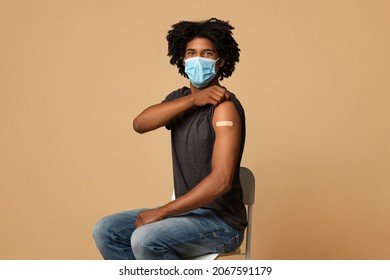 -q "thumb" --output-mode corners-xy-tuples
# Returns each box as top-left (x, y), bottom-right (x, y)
(225, 90), (231, 100)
